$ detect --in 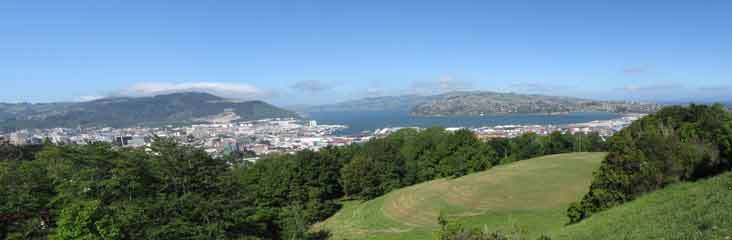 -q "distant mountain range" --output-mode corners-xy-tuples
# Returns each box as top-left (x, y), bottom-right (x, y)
(0, 92), (298, 131)
(296, 91), (661, 116)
